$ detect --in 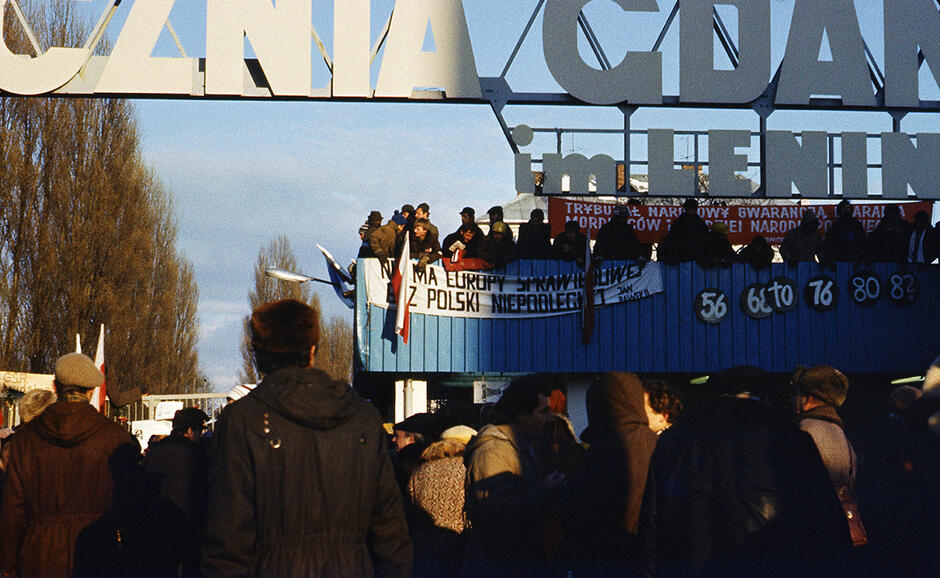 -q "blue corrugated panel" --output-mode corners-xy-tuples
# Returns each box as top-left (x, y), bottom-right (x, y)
(356, 259), (939, 375)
